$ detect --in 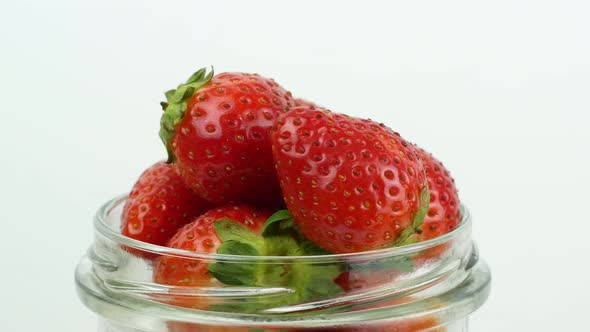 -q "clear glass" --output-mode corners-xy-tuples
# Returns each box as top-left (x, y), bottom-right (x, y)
(76, 196), (490, 332)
